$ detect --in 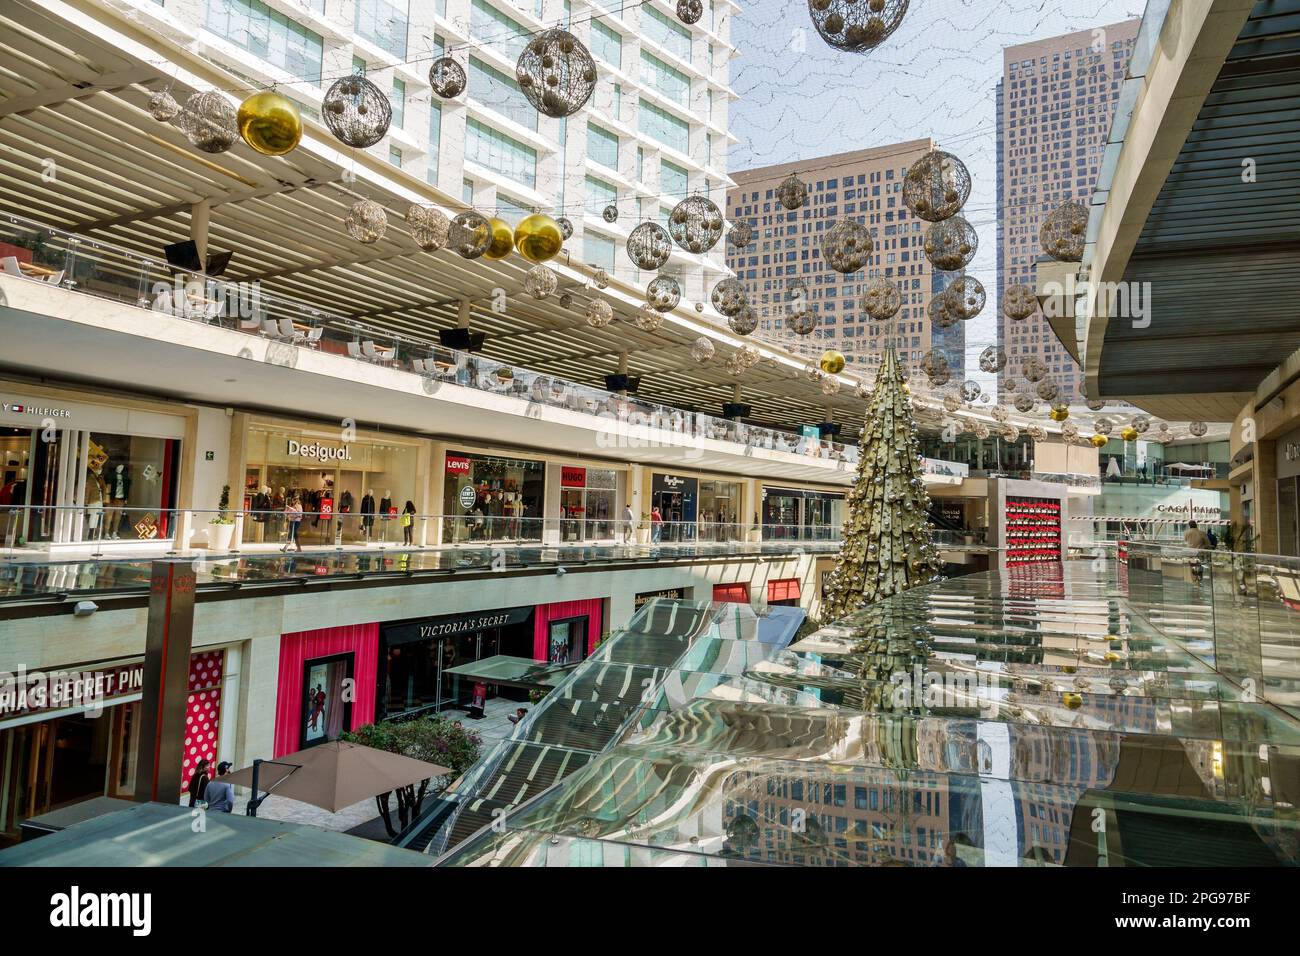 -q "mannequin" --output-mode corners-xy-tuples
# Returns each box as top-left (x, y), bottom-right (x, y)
(361, 488), (376, 537)
(379, 489), (393, 542)
(84, 440), (108, 536)
(105, 463), (130, 539)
